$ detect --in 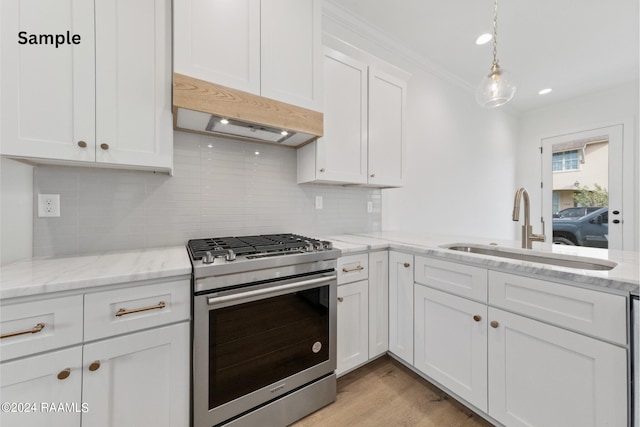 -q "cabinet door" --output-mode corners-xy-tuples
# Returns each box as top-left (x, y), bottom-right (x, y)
(313, 48), (368, 184)
(81, 322), (189, 427)
(173, 0), (260, 95)
(488, 307), (627, 427)
(388, 251), (414, 364)
(0, 346), (82, 427)
(368, 251), (389, 358)
(414, 285), (487, 412)
(95, 0), (172, 170)
(261, 0), (322, 111)
(336, 280), (369, 376)
(1, 0), (95, 161)
(368, 67), (406, 187)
